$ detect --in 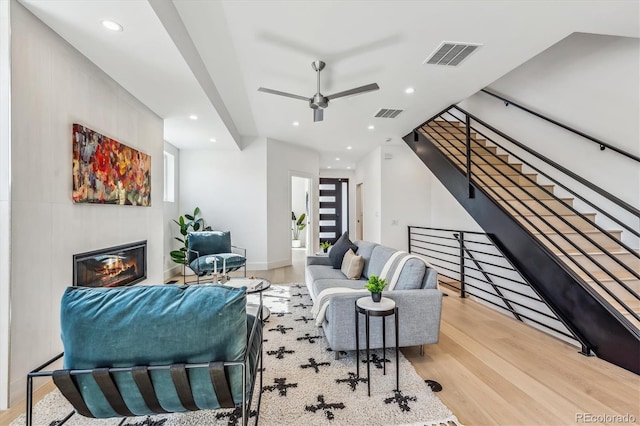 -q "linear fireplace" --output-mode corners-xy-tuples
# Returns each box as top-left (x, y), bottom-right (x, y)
(73, 241), (147, 287)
